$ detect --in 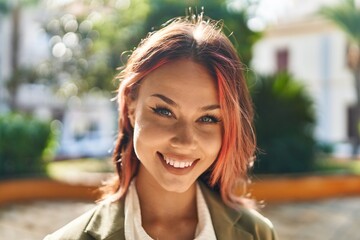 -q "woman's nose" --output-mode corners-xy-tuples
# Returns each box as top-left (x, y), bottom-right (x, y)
(170, 121), (197, 150)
